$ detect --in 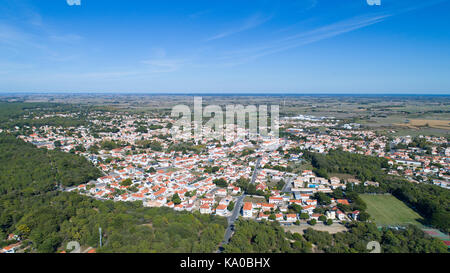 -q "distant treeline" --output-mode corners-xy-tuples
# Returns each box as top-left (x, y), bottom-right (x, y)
(0, 102), (92, 129)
